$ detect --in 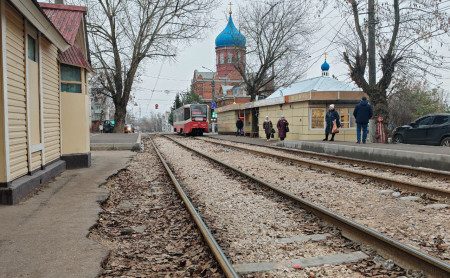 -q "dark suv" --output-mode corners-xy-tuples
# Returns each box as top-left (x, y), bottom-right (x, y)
(393, 114), (450, 146)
